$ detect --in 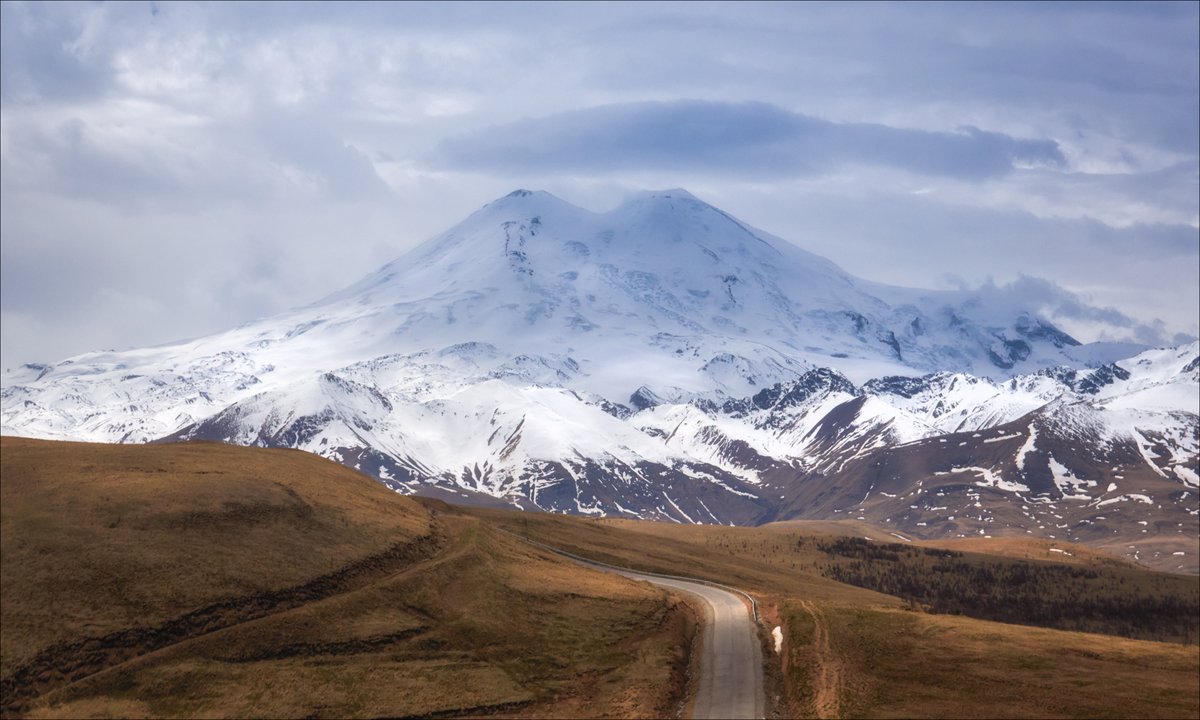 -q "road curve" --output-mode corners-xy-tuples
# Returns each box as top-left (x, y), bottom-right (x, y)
(504, 534), (765, 719)
(574, 560), (764, 719)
